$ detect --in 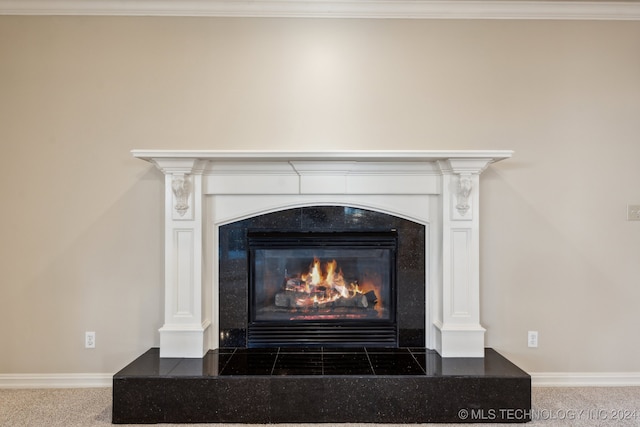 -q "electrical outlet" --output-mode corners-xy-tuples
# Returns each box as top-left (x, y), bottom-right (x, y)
(527, 331), (538, 348)
(628, 205), (640, 221)
(85, 331), (96, 349)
